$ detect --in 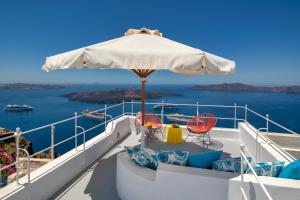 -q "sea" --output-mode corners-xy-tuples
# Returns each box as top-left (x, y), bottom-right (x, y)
(1, 84), (300, 155)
